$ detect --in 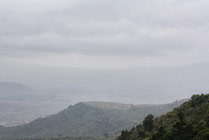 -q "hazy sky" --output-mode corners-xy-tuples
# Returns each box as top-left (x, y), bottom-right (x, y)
(0, 0), (209, 70)
(0, 0), (209, 95)
(1, 1), (209, 125)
